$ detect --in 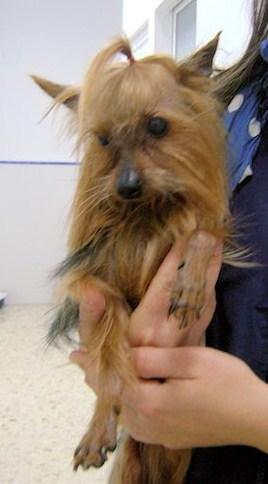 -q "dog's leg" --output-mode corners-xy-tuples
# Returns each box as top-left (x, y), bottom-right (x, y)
(73, 300), (132, 471)
(73, 370), (121, 470)
(169, 231), (217, 328)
